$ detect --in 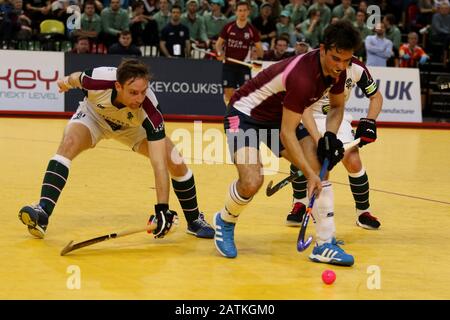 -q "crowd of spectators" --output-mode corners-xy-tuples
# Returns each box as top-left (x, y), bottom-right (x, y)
(1, 0), (450, 68)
